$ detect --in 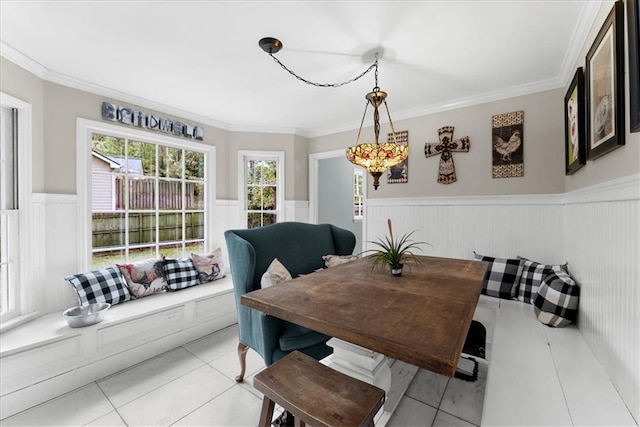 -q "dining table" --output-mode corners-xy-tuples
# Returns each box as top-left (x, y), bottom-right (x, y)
(241, 254), (488, 425)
